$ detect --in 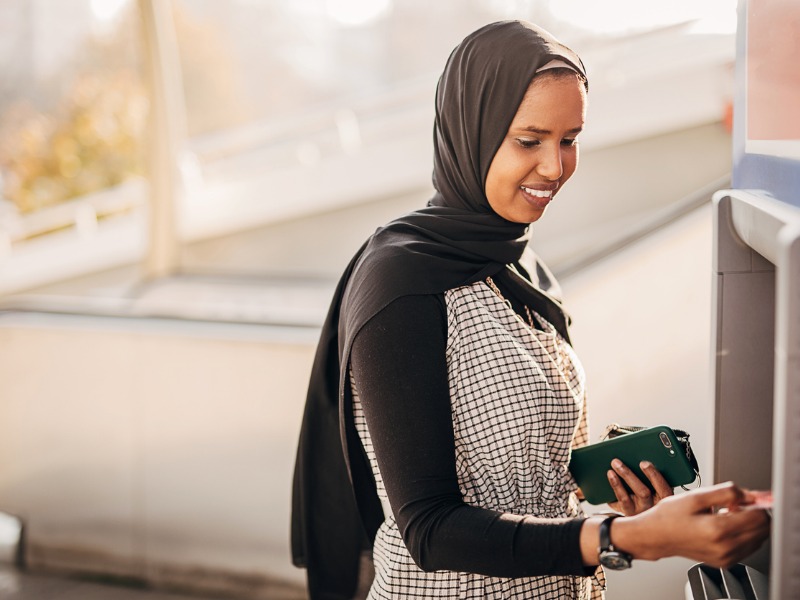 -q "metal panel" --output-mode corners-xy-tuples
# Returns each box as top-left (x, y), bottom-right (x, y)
(772, 224), (800, 598)
(713, 269), (775, 489)
(712, 194), (775, 494)
(712, 190), (800, 600)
